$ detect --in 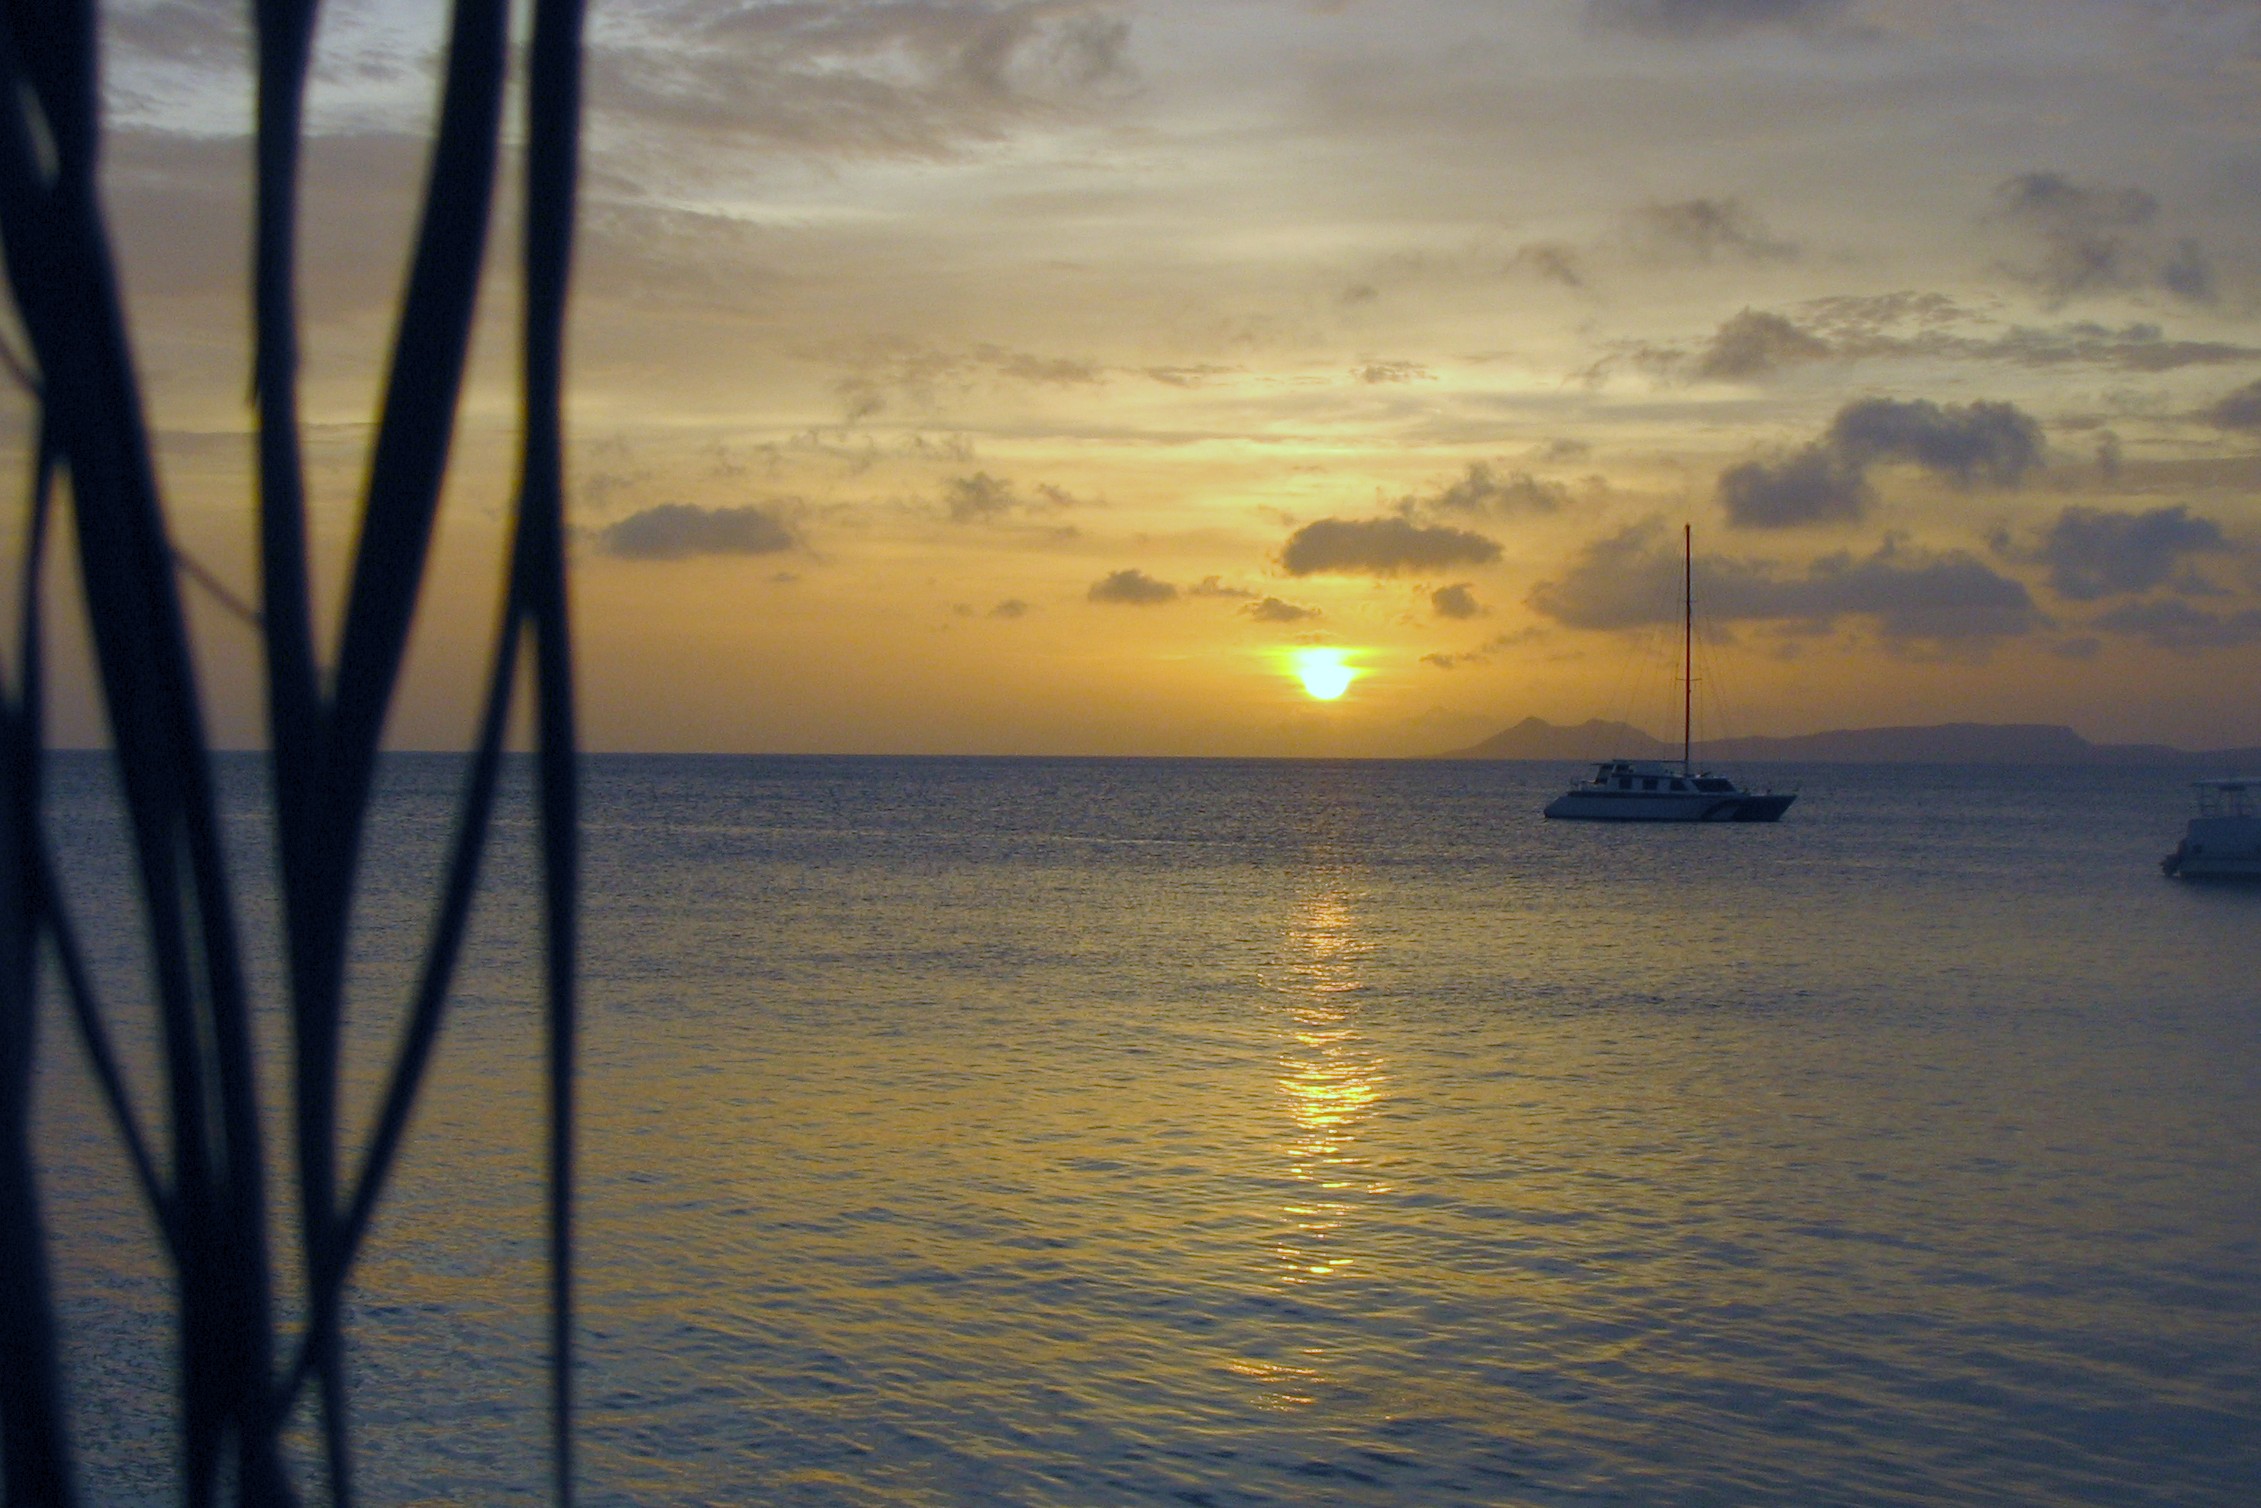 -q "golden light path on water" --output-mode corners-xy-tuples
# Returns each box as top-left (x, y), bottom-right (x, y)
(1228, 864), (1391, 1410)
